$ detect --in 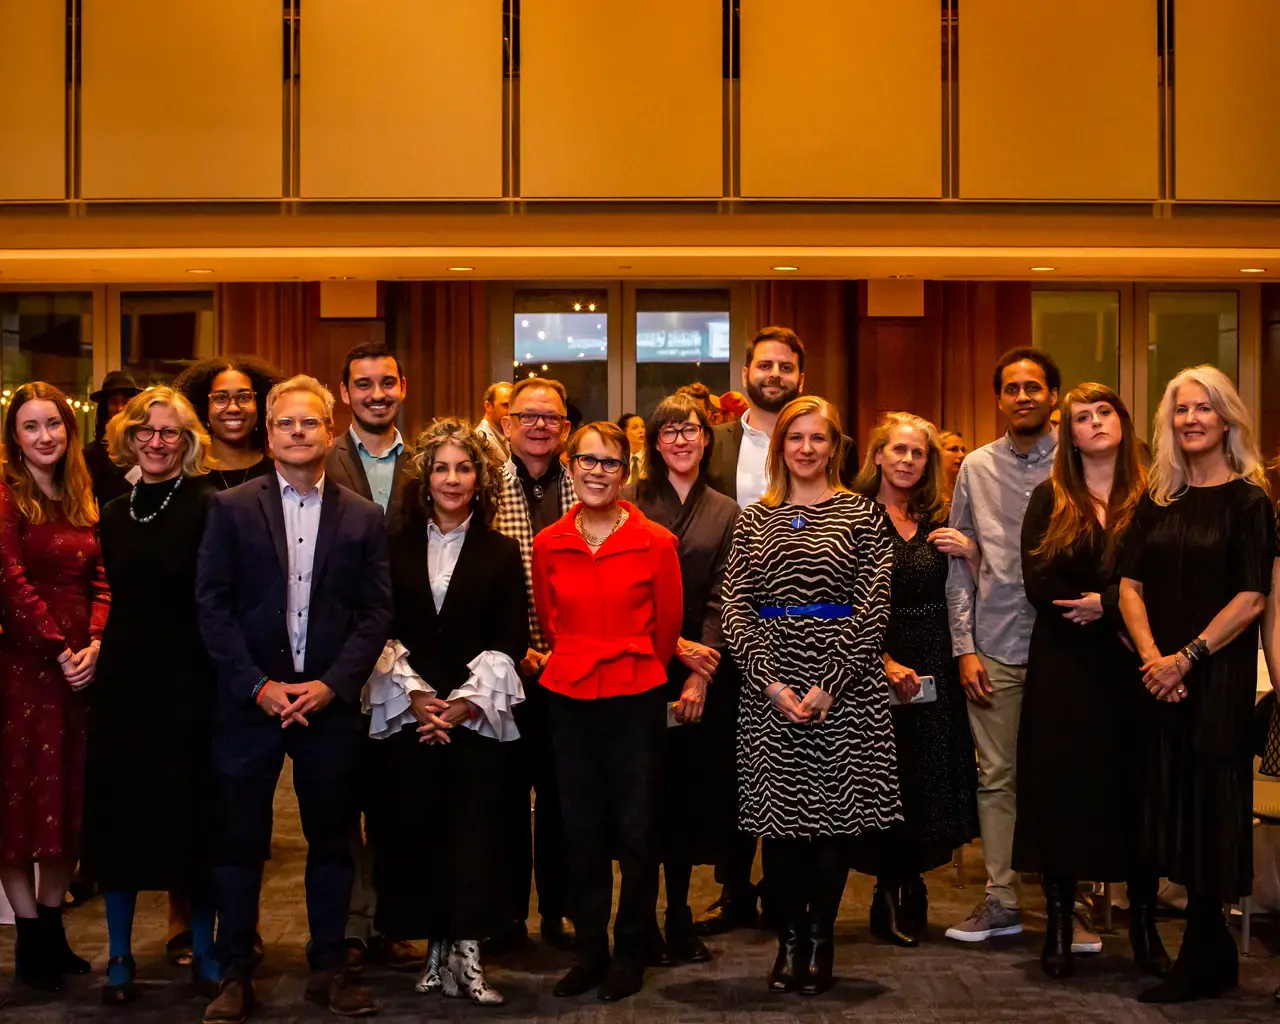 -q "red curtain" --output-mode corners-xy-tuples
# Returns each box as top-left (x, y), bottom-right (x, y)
(749, 281), (853, 422)
(215, 282), (314, 374)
